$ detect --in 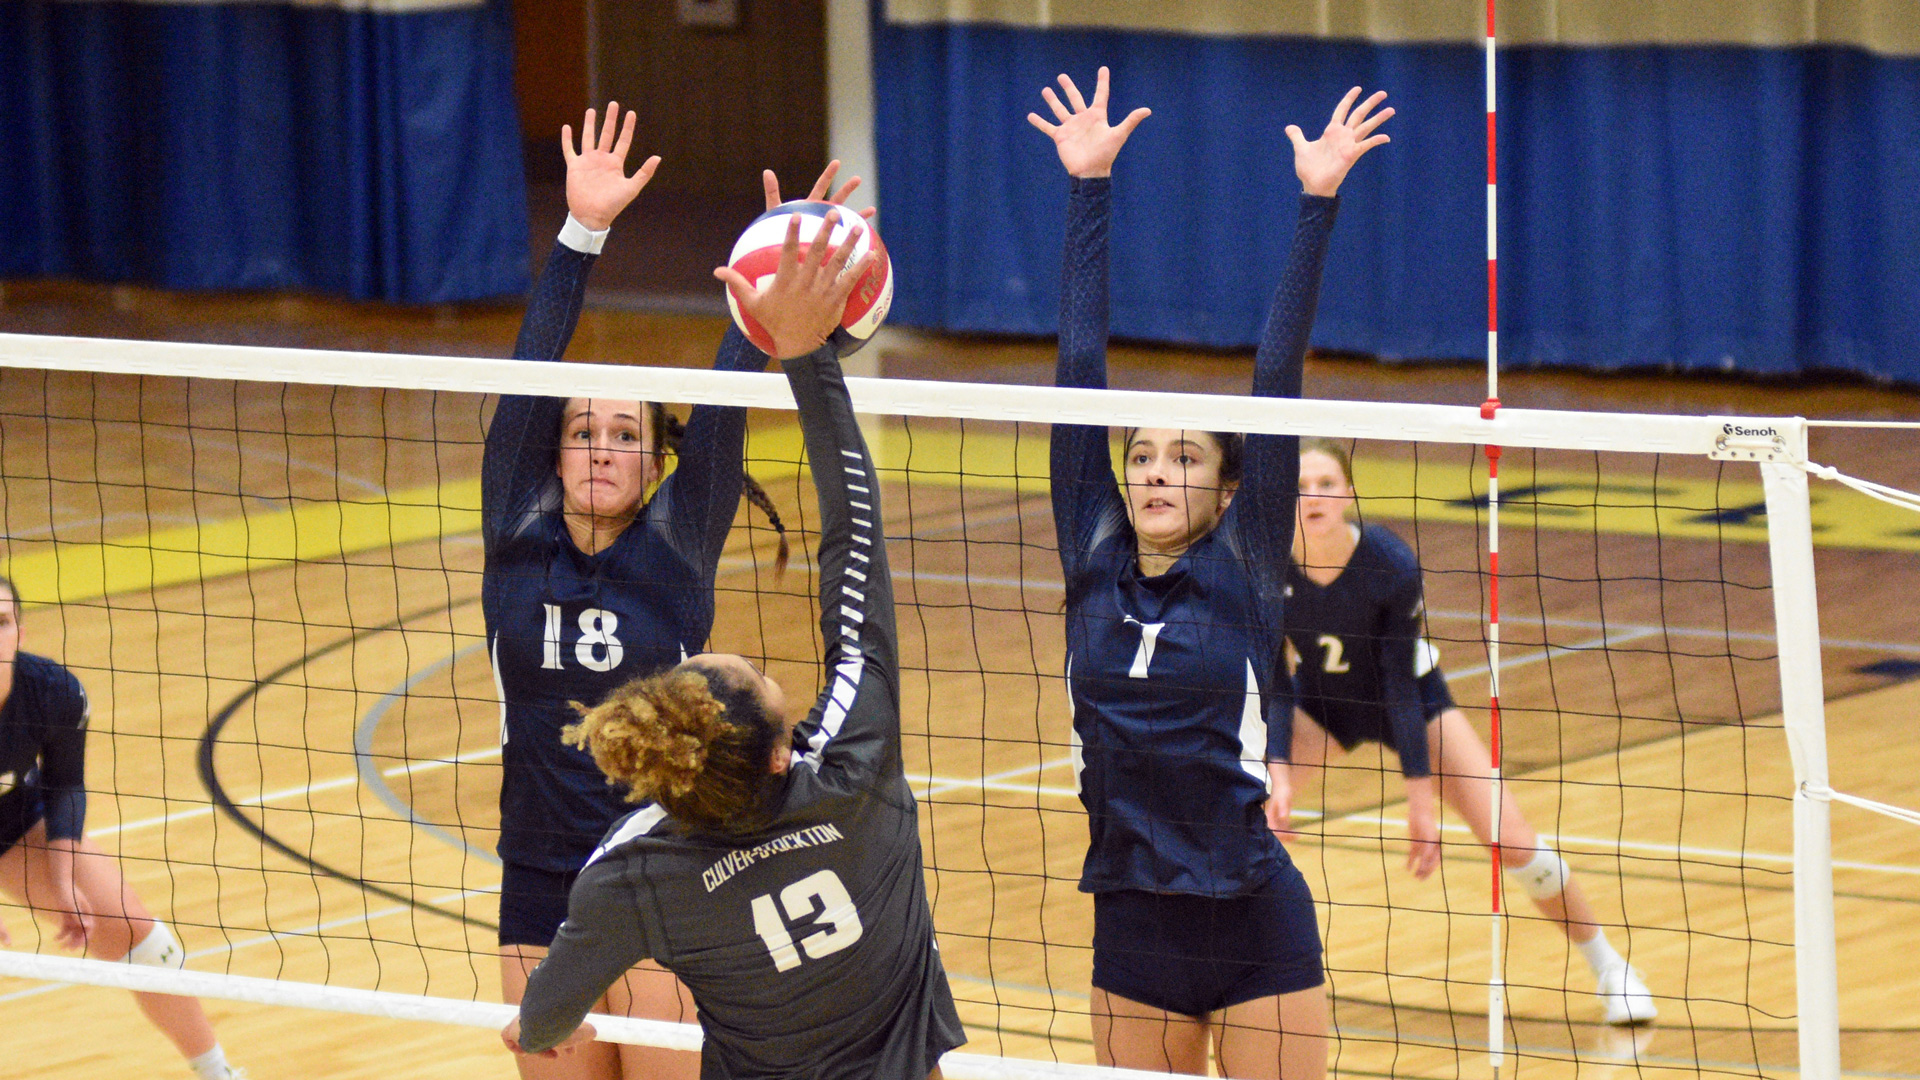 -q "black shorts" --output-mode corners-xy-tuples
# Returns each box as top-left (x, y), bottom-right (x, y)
(0, 787), (46, 859)
(1091, 868), (1325, 1018)
(1302, 667), (1457, 754)
(498, 861), (580, 948)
